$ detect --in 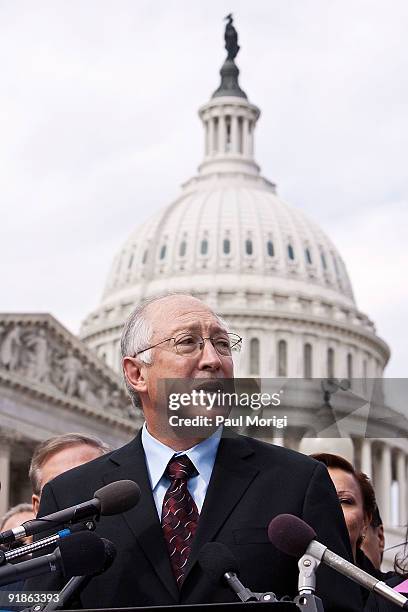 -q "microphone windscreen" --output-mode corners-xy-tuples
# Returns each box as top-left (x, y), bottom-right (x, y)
(95, 480), (141, 516)
(267, 514), (316, 557)
(198, 542), (239, 585)
(59, 531), (107, 577)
